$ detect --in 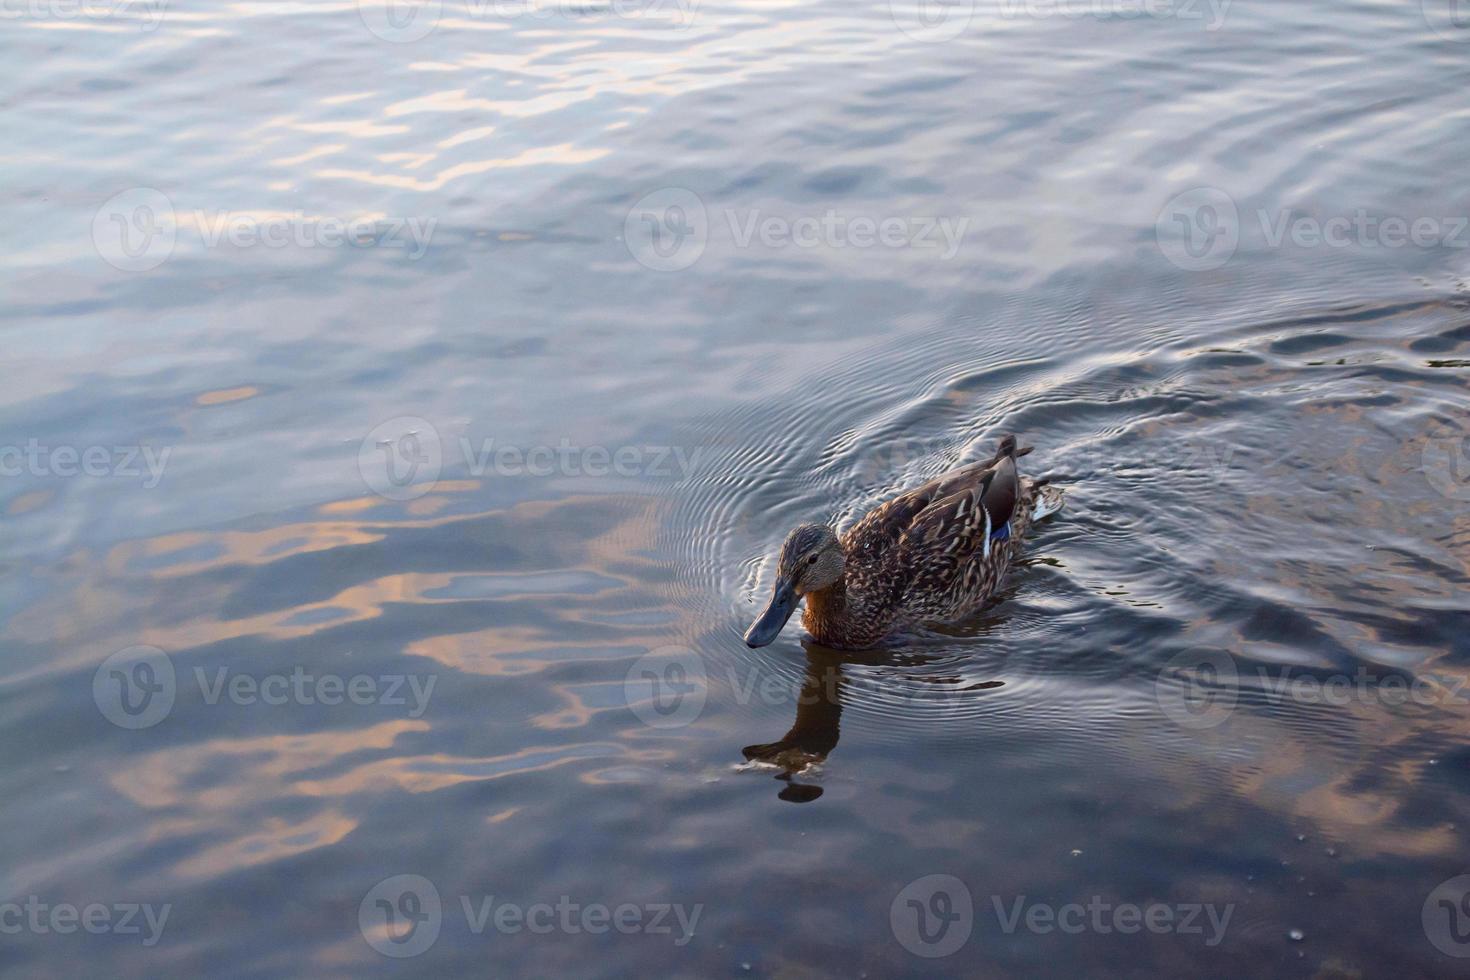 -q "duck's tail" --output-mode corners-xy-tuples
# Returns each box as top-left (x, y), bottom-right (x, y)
(1030, 483), (1065, 521)
(988, 433), (1034, 464)
(991, 433), (1062, 522)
